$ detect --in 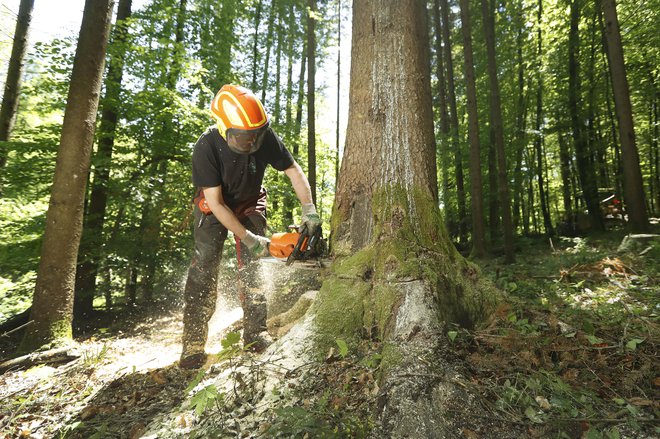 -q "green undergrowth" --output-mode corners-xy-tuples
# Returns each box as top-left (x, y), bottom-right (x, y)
(459, 234), (659, 438)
